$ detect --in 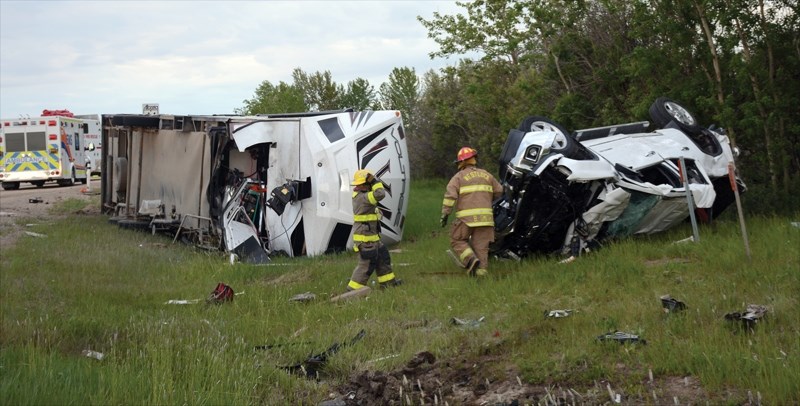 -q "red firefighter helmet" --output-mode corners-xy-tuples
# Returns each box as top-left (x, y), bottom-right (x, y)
(455, 146), (478, 163)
